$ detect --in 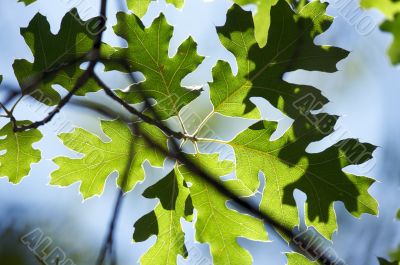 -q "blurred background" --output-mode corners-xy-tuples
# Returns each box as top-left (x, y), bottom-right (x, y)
(0, 0), (399, 264)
